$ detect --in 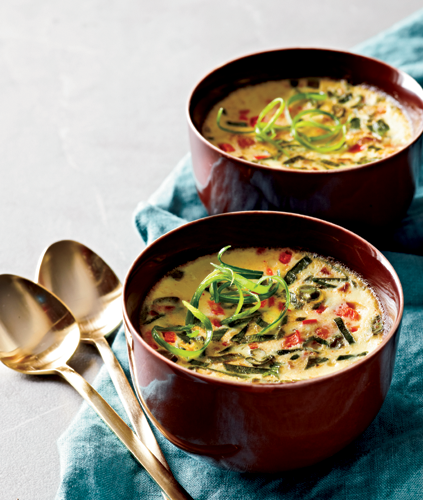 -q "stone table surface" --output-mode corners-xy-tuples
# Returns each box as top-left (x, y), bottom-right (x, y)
(1, 1), (422, 498)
